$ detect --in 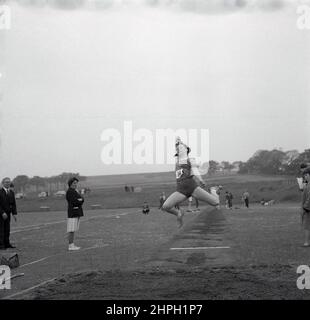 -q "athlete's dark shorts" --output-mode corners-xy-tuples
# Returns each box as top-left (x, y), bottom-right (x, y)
(176, 177), (199, 198)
